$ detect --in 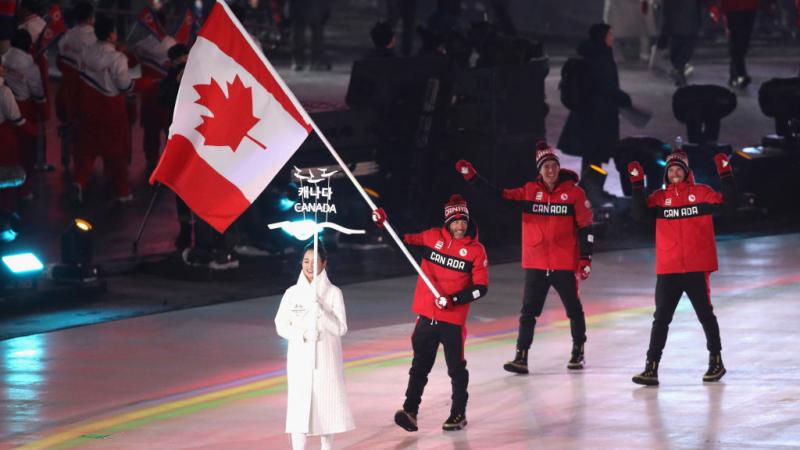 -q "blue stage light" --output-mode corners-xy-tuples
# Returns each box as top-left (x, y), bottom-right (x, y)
(2, 253), (44, 274)
(656, 159), (667, 167)
(0, 211), (20, 243)
(278, 197), (296, 212)
(1, 228), (17, 243)
(740, 146), (763, 155)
